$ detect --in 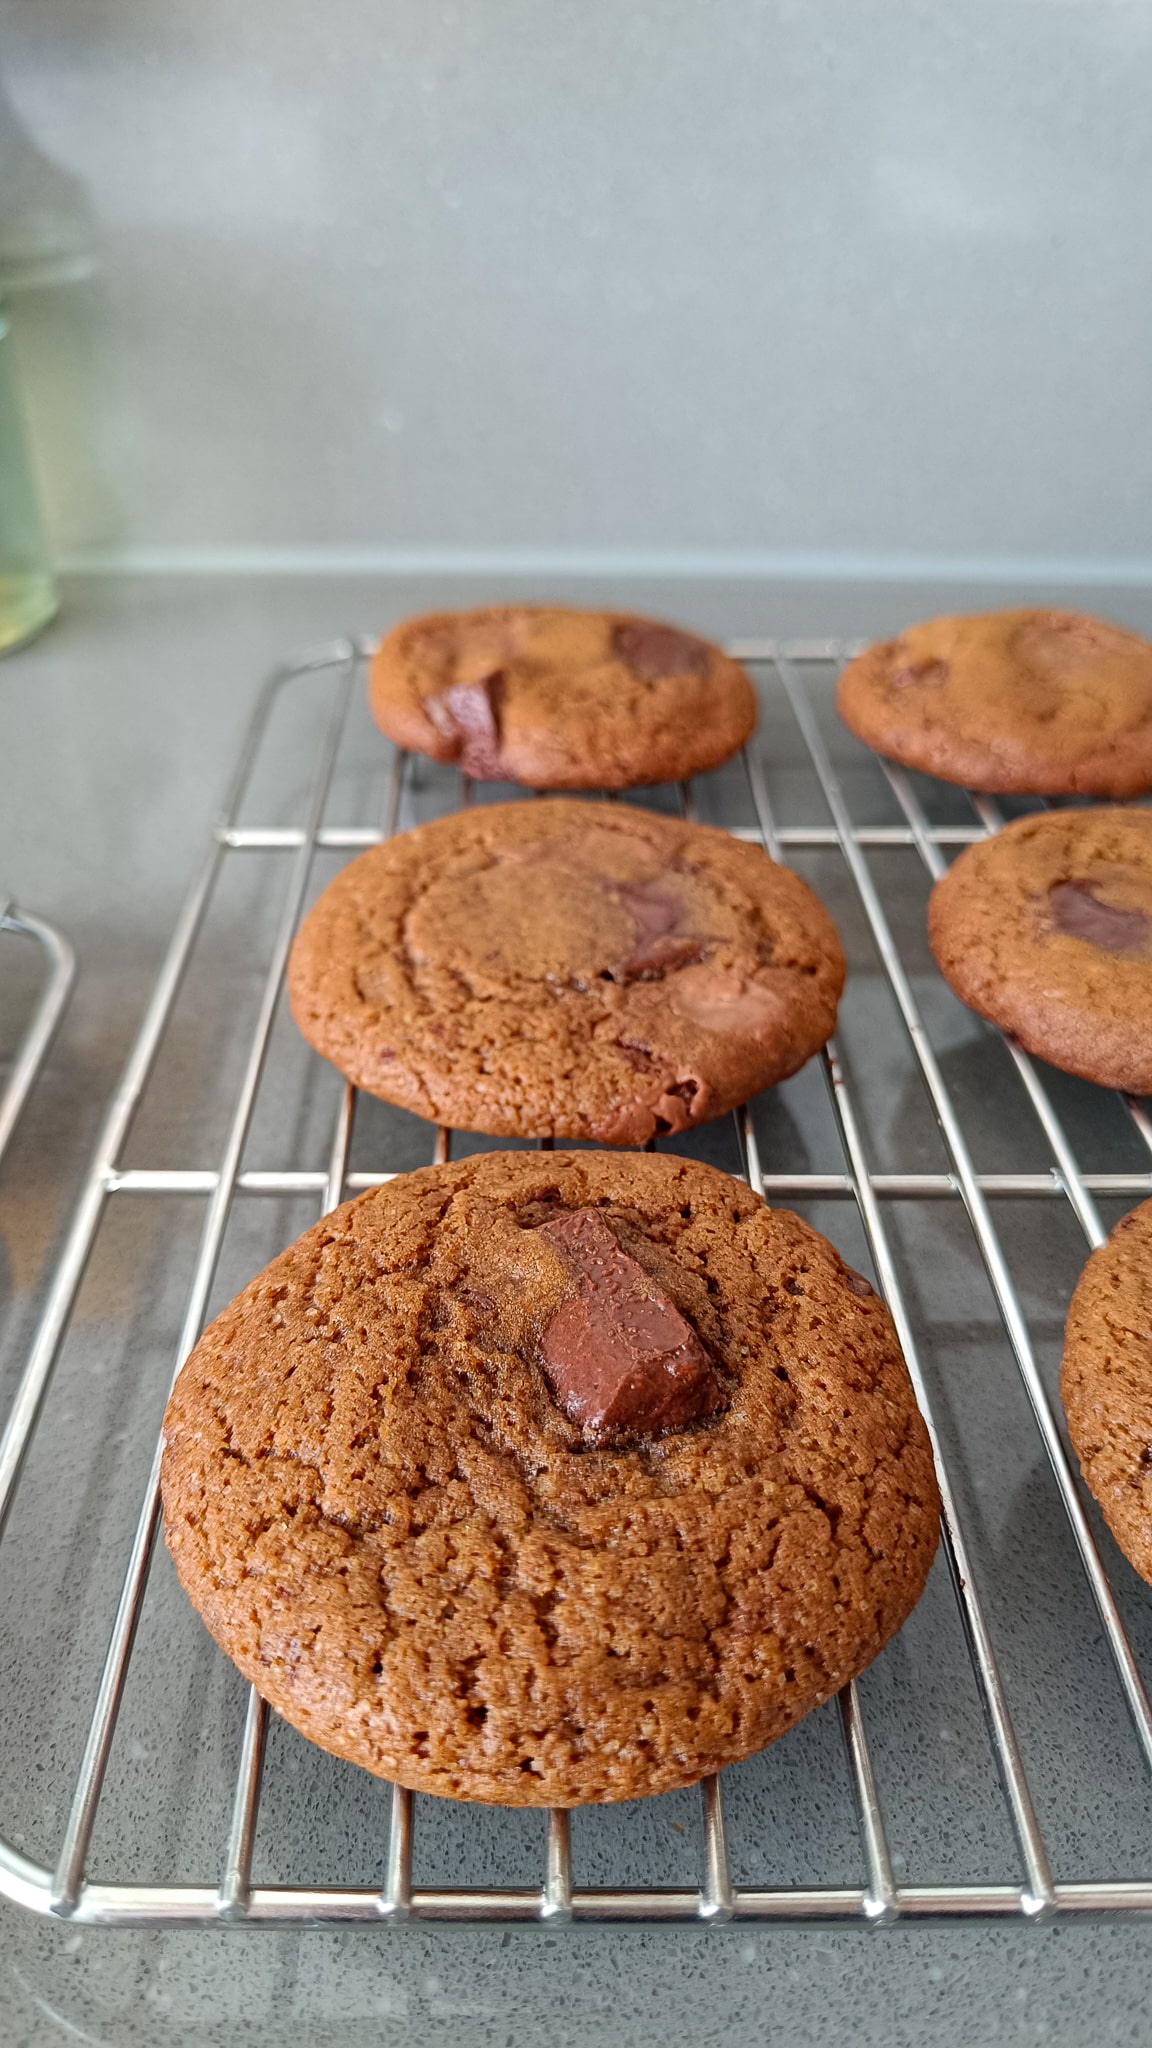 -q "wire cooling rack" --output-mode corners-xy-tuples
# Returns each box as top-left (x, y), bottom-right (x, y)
(0, 901), (74, 1176)
(2, 635), (1152, 1930)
